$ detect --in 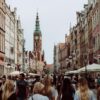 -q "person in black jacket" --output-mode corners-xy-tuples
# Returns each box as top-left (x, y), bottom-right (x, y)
(8, 92), (17, 100)
(16, 73), (28, 100)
